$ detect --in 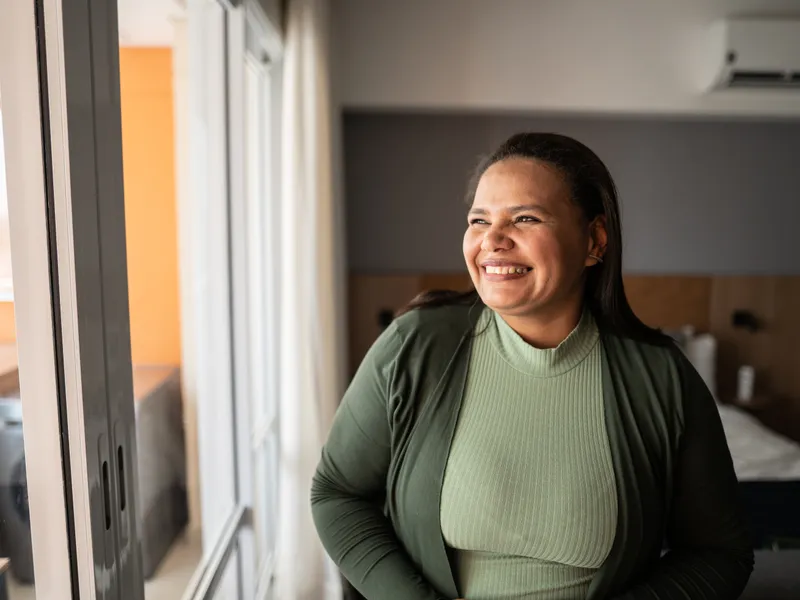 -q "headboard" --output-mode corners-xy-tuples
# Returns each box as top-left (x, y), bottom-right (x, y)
(349, 273), (800, 405)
